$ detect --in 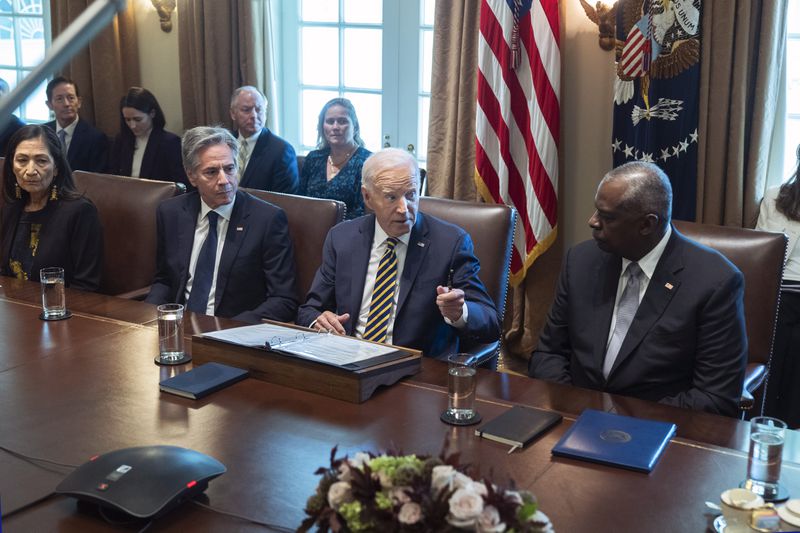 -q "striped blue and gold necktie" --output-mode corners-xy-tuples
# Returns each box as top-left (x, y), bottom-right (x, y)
(363, 237), (399, 343)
